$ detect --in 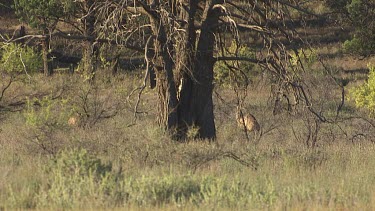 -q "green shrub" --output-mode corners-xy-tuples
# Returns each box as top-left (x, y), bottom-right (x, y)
(350, 65), (375, 116)
(325, 0), (350, 13)
(325, 0), (375, 56)
(342, 0), (375, 55)
(24, 96), (74, 129)
(290, 48), (318, 68)
(214, 40), (257, 86)
(343, 36), (375, 56)
(37, 148), (115, 208)
(23, 96), (75, 153)
(14, 0), (64, 29)
(0, 43), (42, 74)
